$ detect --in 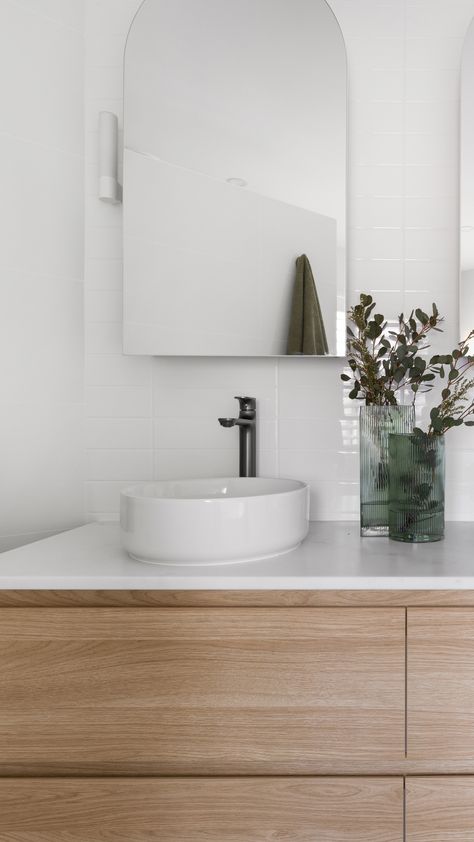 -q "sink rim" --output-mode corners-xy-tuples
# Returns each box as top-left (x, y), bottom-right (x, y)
(121, 477), (308, 503)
